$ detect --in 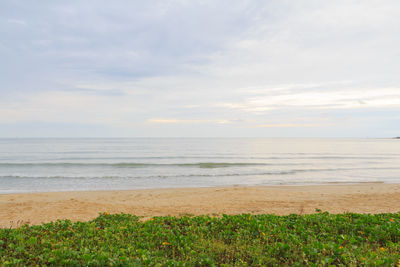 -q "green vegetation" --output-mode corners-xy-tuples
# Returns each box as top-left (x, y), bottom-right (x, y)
(1, 212), (400, 266)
